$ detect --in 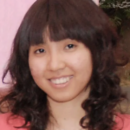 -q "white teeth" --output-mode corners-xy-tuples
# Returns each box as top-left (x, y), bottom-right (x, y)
(50, 77), (71, 84)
